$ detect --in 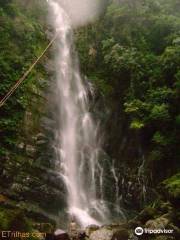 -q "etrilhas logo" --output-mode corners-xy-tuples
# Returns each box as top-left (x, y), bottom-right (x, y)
(0, 231), (46, 238)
